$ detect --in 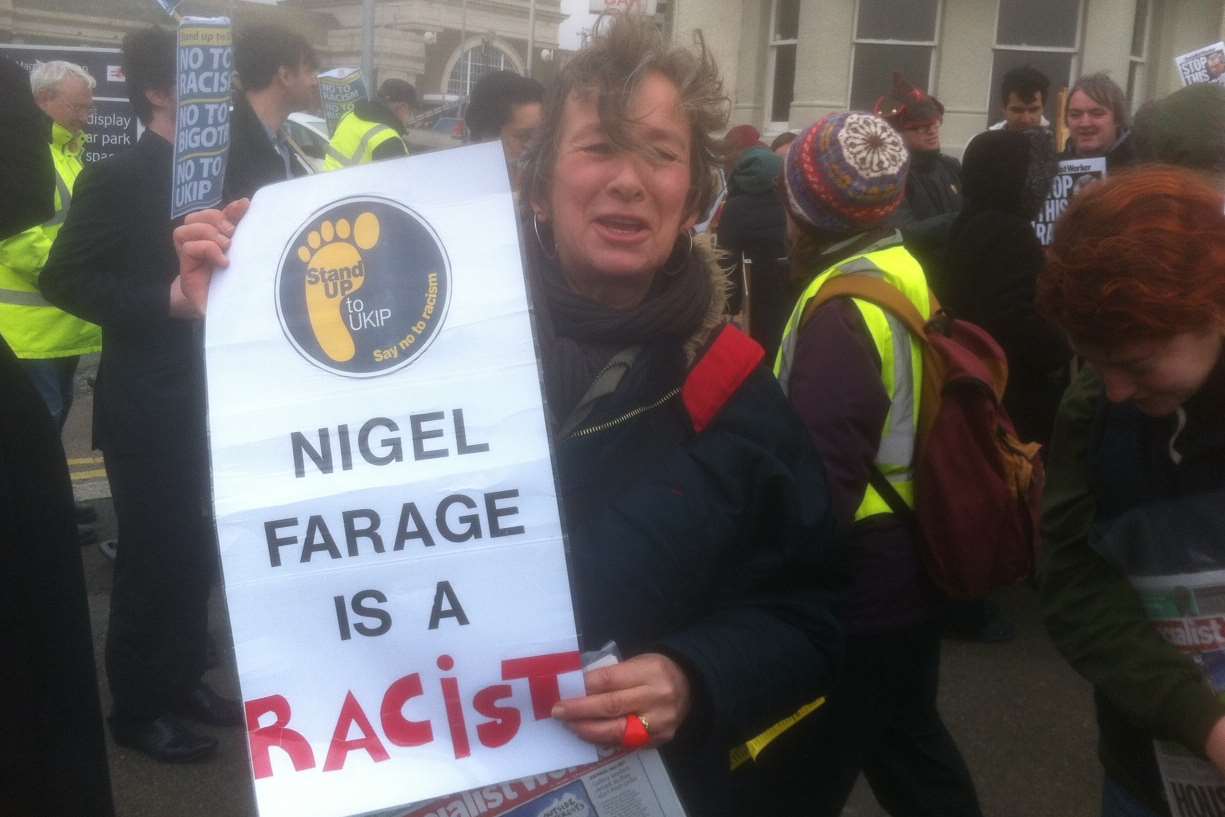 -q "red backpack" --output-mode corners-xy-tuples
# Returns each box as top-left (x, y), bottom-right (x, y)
(804, 275), (1044, 599)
